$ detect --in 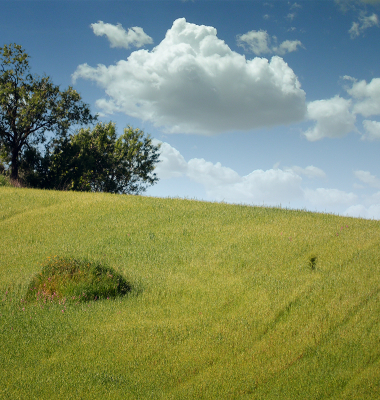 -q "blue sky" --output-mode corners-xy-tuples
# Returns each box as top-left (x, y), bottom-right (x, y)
(2, 0), (380, 218)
